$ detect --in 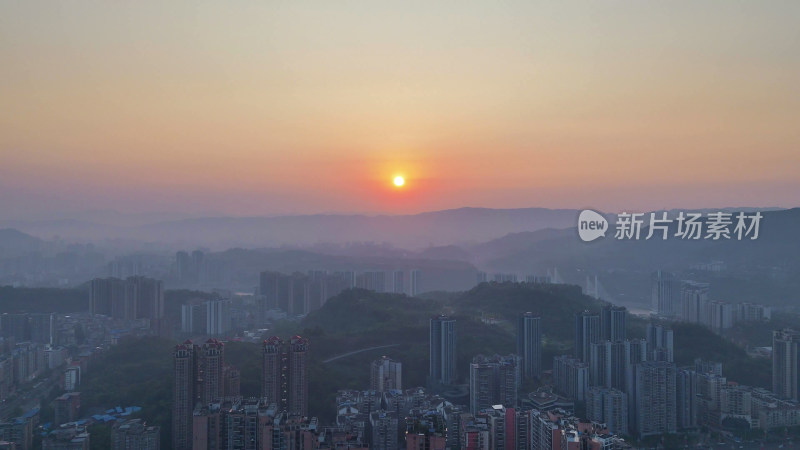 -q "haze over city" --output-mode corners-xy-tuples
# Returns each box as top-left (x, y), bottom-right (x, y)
(3, 2), (800, 450)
